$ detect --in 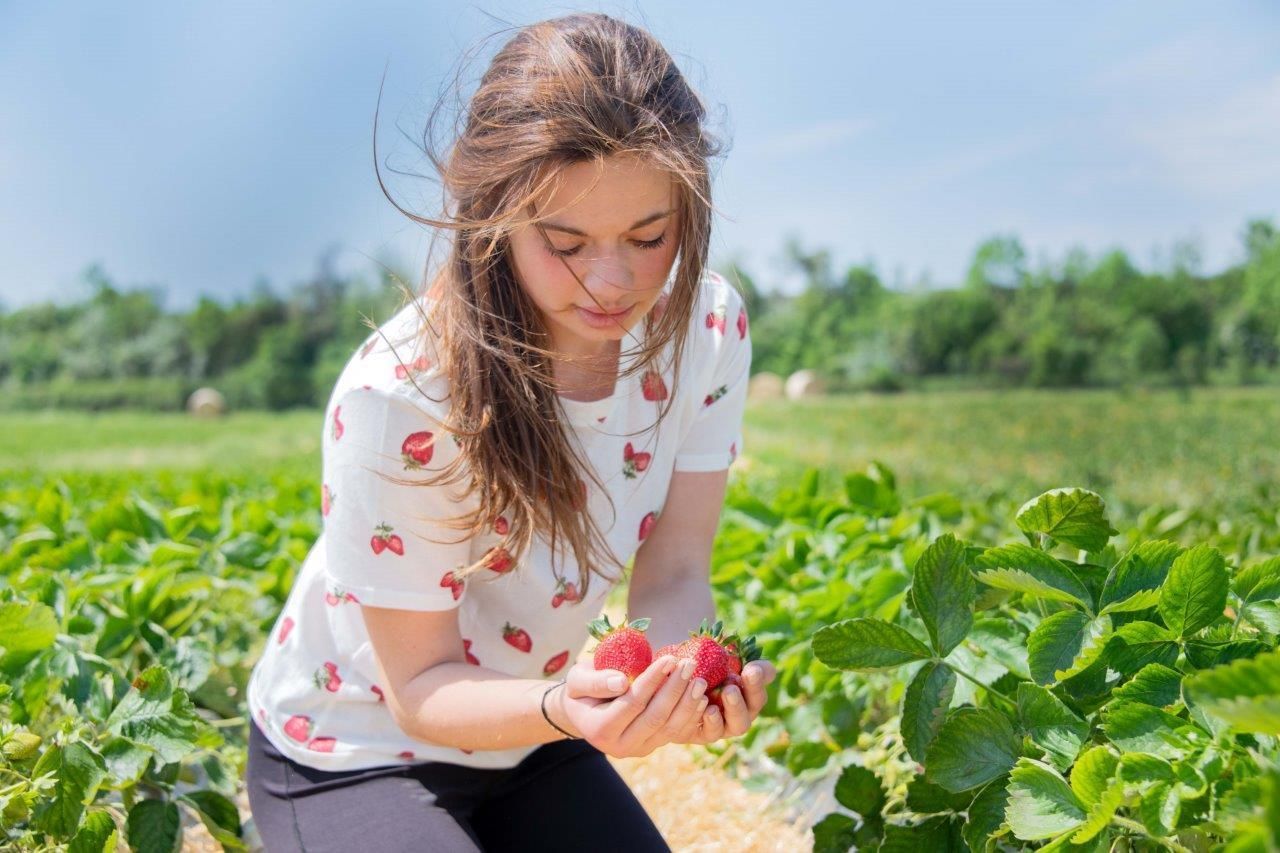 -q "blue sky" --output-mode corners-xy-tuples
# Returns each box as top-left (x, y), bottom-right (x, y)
(2, 1), (1278, 311)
